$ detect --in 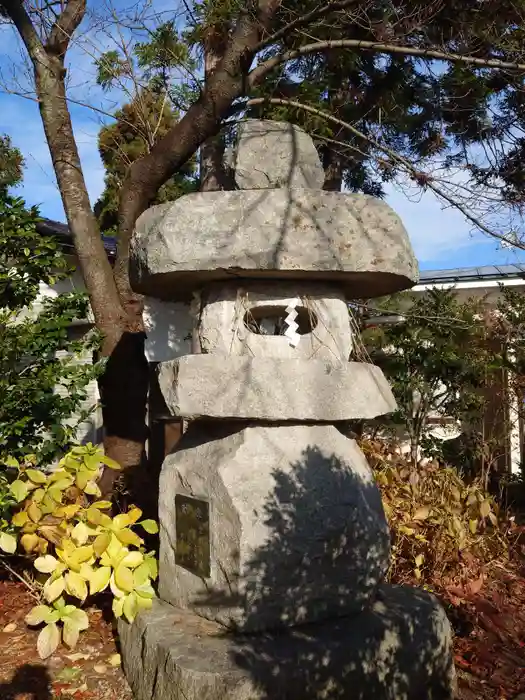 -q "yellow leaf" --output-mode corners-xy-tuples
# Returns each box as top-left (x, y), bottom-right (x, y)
(135, 595), (153, 611)
(414, 568), (422, 580)
(399, 525), (415, 536)
(412, 507), (430, 521)
(89, 566), (111, 595)
(62, 618), (80, 649)
(34, 555), (59, 574)
(100, 454), (121, 470)
(68, 546), (94, 571)
(92, 500), (112, 510)
(75, 470), (91, 490)
(145, 556), (158, 581)
(0, 532), (17, 554)
(469, 519), (478, 535)
(65, 571), (88, 601)
(84, 481), (101, 497)
(86, 507), (102, 525)
(93, 533), (111, 557)
(26, 469), (47, 485)
(127, 507), (142, 524)
(67, 608), (89, 631)
(32, 488), (45, 503)
(28, 502), (42, 524)
(12, 511), (29, 527)
(112, 596), (124, 618)
(480, 500), (491, 518)
(71, 522), (90, 546)
(20, 533), (39, 553)
(55, 504), (80, 519)
(112, 514), (131, 530)
(110, 573), (125, 599)
(10, 479), (28, 503)
(114, 565), (134, 593)
(25, 605), (52, 626)
(37, 622), (60, 659)
(121, 551), (144, 569)
(123, 593), (138, 623)
(133, 563), (151, 588)
(108, 653), (121, 667)
(43, 576), (65, 603)
(414, 554), (424, 568)
(115, 528), (142, 547)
